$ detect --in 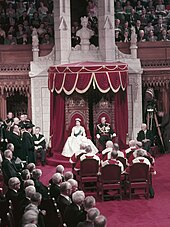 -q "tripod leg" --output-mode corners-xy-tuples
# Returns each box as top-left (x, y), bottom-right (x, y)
(154, 113), (165, 152)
